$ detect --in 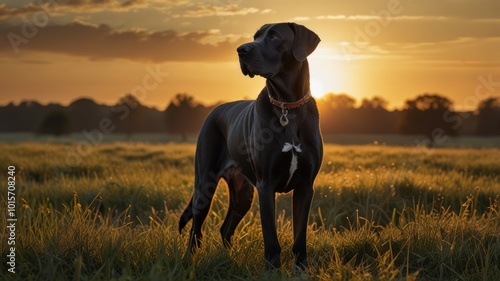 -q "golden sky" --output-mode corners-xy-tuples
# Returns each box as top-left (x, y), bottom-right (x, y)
(1, 0), (499, 110)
